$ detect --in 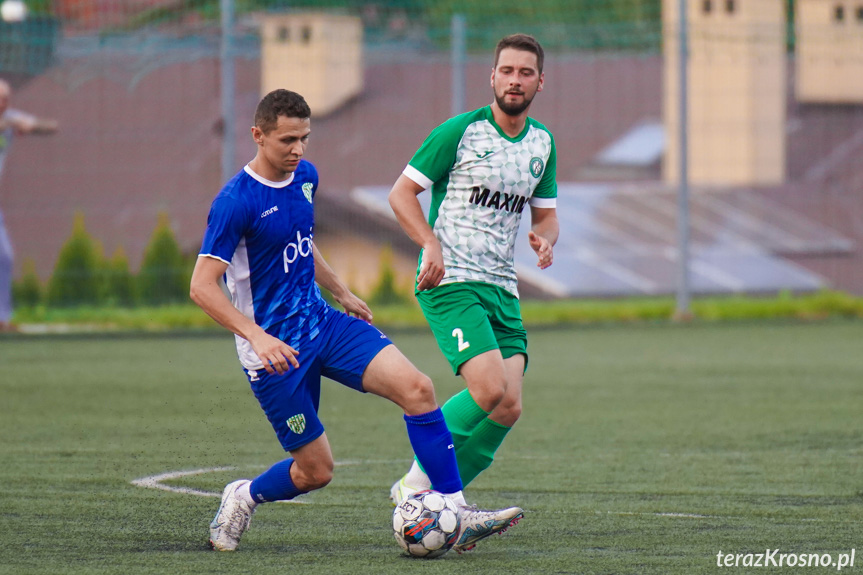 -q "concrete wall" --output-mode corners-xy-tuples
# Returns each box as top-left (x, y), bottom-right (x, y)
(260, 12), (363, 117)
(663, 0), (786, 186)
(796, 0), (863, 103)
